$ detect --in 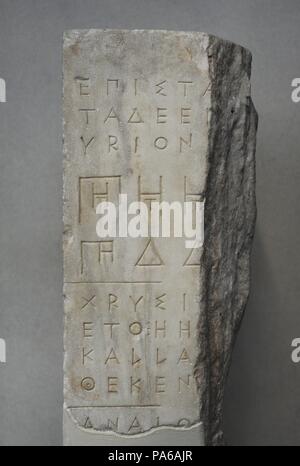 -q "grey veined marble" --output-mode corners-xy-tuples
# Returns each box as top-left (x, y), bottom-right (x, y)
(63, 29), (258, 446)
